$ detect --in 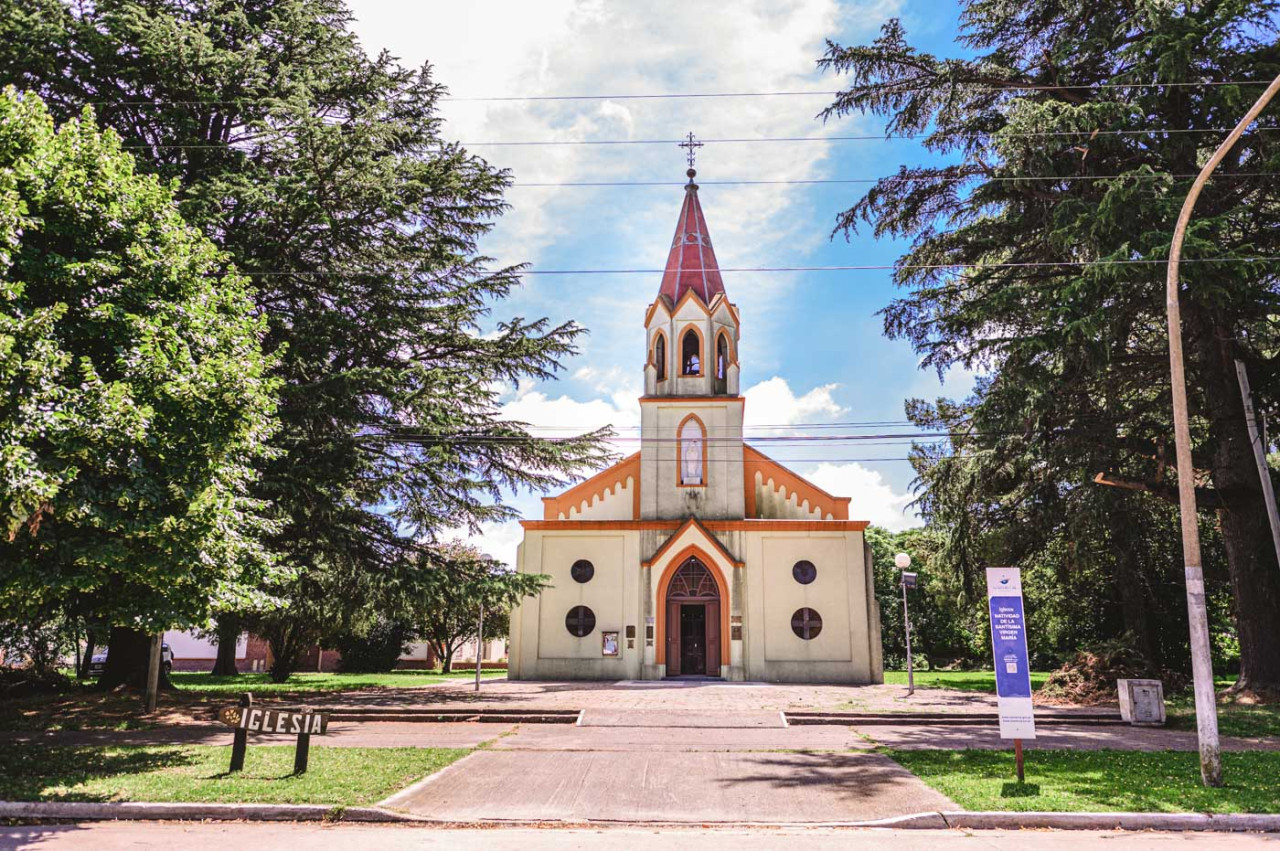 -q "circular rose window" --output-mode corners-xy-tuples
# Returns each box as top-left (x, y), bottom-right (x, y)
(571, 559), (595, 583)
(792, 560), (817, 585)
(791, 607), (823, 640)
(565, 605), (596, 637)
